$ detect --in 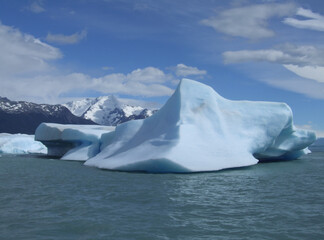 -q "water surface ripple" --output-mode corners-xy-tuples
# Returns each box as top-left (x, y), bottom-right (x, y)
(0, 153), (323, 239)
